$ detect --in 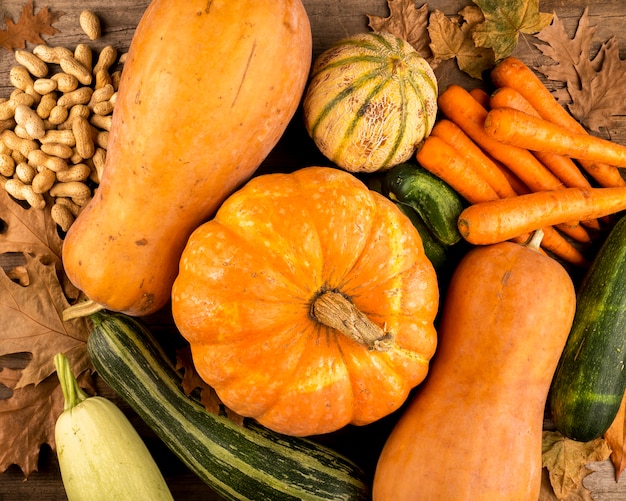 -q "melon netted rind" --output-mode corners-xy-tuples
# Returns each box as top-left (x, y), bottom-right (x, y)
(303, 31), (438, 173)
